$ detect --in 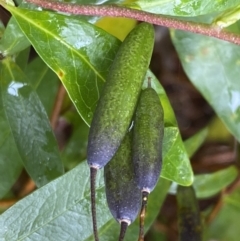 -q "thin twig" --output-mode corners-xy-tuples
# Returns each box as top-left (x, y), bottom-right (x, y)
(50, 84), (66, 130)
(21, 0), (240, 45)
(17, 178), (36, 197)
(206, 189), (225, 224)
(0, 199), (19, 209)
